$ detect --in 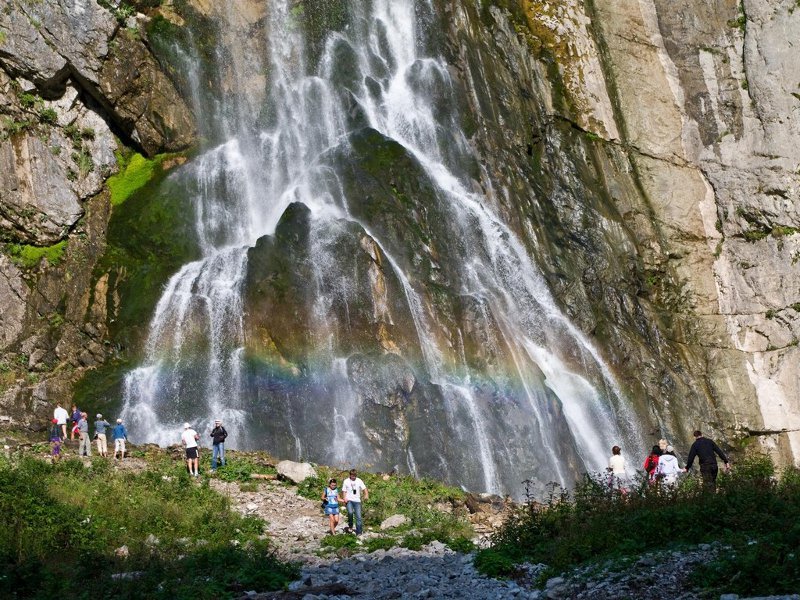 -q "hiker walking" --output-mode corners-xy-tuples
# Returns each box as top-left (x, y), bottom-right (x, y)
(49, 418), (62, 462)
(684, 430), (729, 491)
(53, 403), (69, 440)
(77, 412), (91, 457)
(209, 419), (227, 472)
(342, 469), (369, 535)
(112, 418), (128, 460)
(322, 477), (346, 536)
(181, 423), (200, 477)
(655, 445), (681, 487)
(643, 445), (662, 483)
